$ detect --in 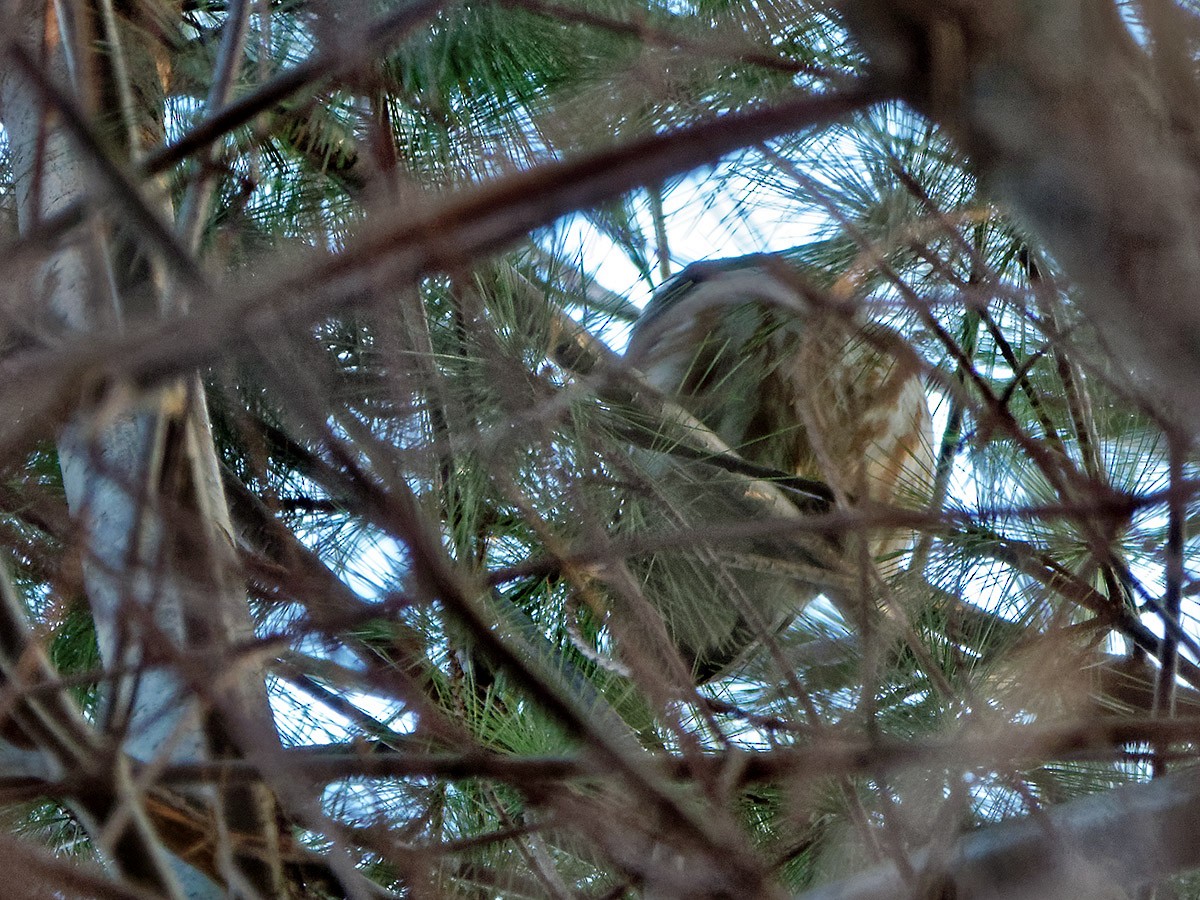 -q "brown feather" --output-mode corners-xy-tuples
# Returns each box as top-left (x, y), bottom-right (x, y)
(625, 259), (934, 676)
